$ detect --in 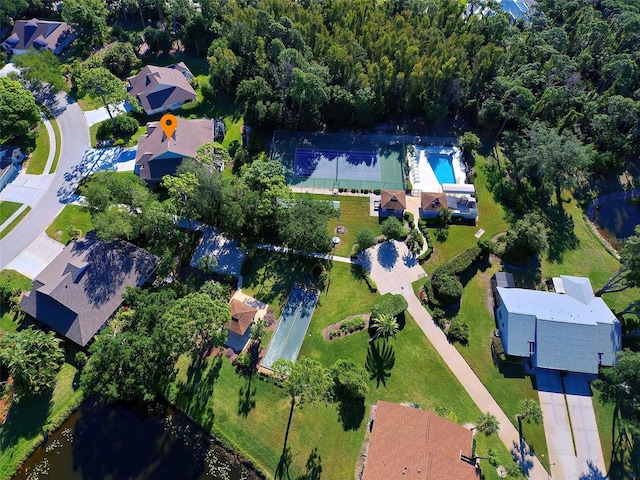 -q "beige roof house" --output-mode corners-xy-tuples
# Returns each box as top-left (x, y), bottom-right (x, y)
(1, 19), (75, 55)
(20, 236), (158, 346)
(127, 63), (196, 115)
(420, 192), (448, 215)
(380, 190), (406, 216)
(362, 401), (480, 480)
(227, 299), (258, 336)
(135, 117), (214, 180)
